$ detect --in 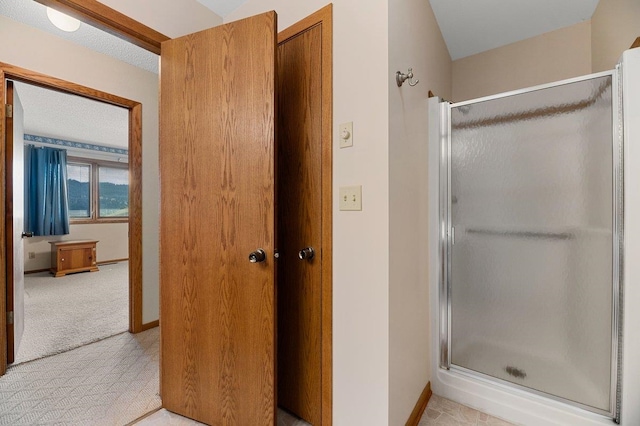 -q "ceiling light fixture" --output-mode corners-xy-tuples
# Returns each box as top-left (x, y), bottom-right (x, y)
(46, 7), (81, 32)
